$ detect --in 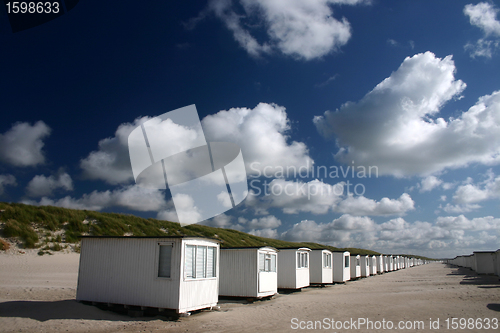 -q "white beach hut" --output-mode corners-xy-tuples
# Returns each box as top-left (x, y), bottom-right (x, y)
(219, 247), (278, 298)
(277, 248), (311, 289)
(350, 254), (362, 279)
(360, 255), (370, 278)
(370, 255), (378, 275)
(473, 251), (496, 274)
(494, 250), (500, 277)
(383, 255), (390, 272)
(387, 255), (394, 271)
(332, 251), (351, 283)
(376, 255), (384, 274)
(310, 249), (333, 284)
(76, 236), (219, 314)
